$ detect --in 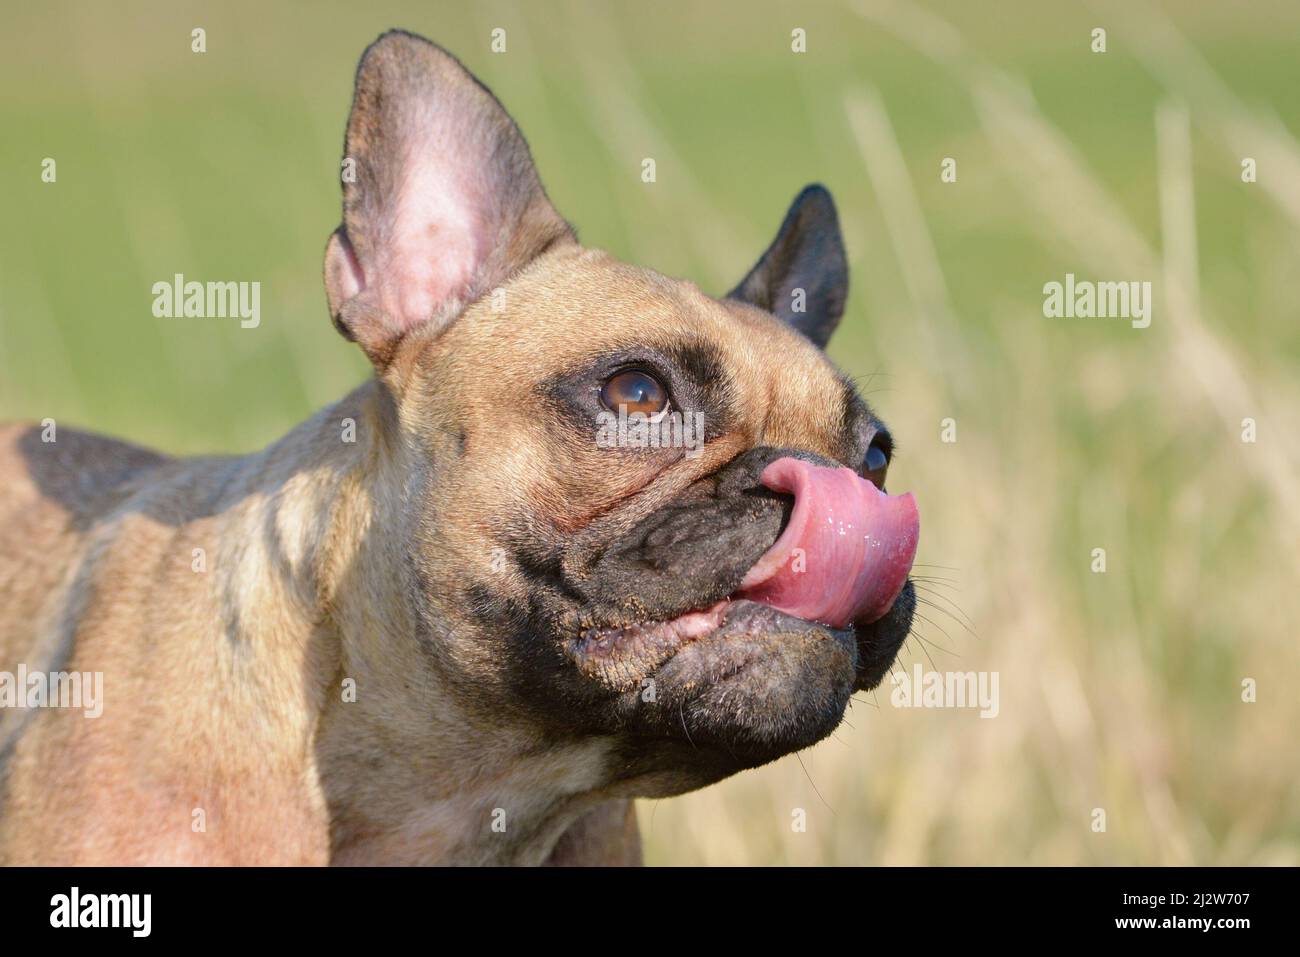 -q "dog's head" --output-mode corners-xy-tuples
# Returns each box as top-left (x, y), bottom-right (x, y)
(323, 31), (918, 797)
